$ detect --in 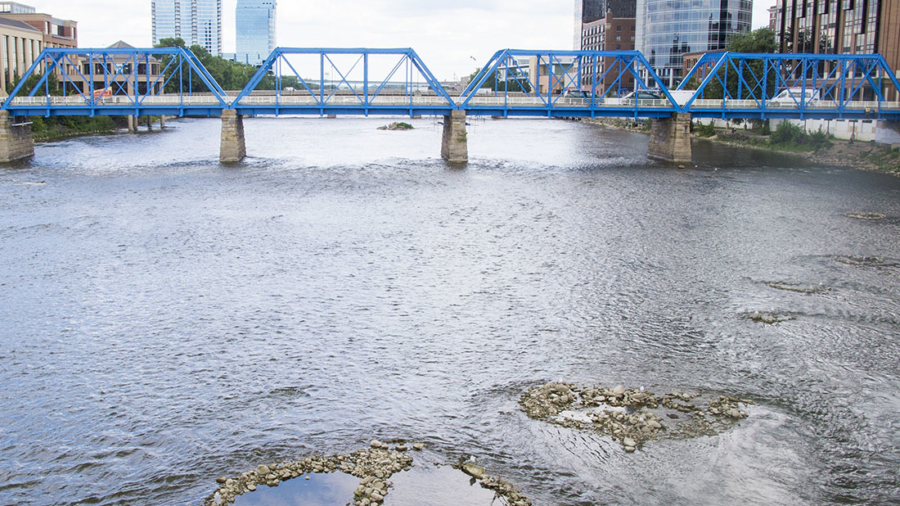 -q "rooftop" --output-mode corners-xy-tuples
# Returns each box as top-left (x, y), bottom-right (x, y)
(0, 15), (40, 32)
